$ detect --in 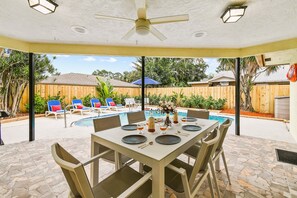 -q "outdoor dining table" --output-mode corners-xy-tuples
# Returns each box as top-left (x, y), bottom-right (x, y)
(90, 118), (219, 198)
